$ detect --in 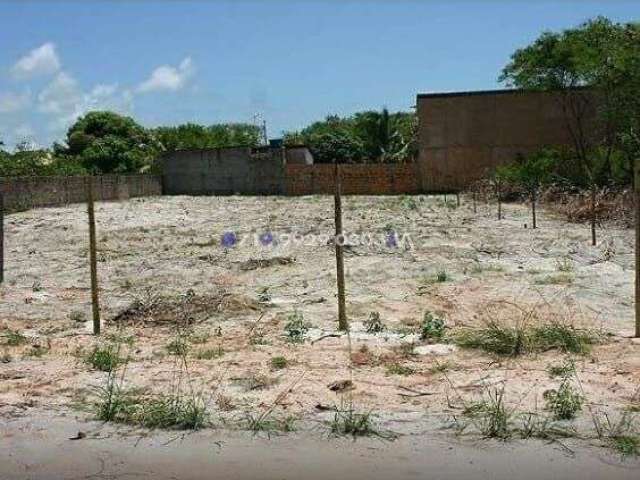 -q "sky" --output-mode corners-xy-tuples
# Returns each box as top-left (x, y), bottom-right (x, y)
(0, 0), (638, 149)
